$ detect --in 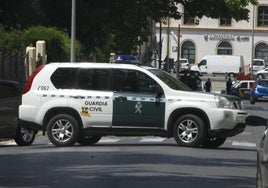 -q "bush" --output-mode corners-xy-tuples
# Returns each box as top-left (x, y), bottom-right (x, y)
(22, 26), (82, 62)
